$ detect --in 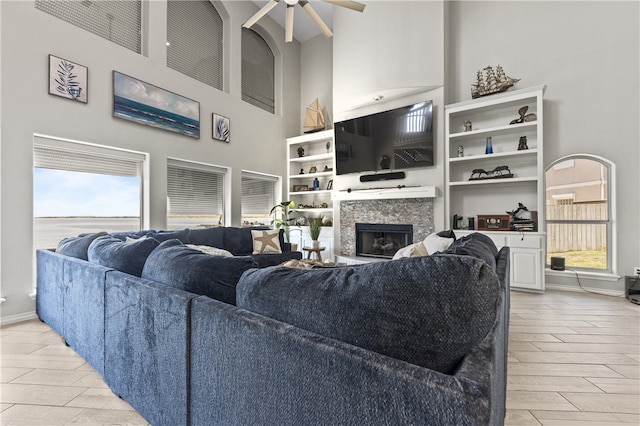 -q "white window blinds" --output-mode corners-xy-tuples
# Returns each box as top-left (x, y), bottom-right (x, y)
(35, 0), (141, 53)
(241, 171), (278, 216)
(167, 0), (223, 90)
(33, 137), (144, 177)
(167, 158), (226, 218)
(241, 28), (275, 114)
